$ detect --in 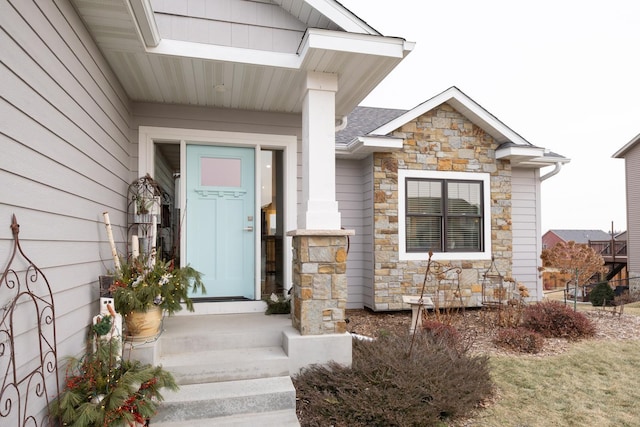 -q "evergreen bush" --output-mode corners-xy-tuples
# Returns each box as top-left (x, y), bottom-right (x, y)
(589, 281), (615, 307)
(50, 332), (177, 426)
